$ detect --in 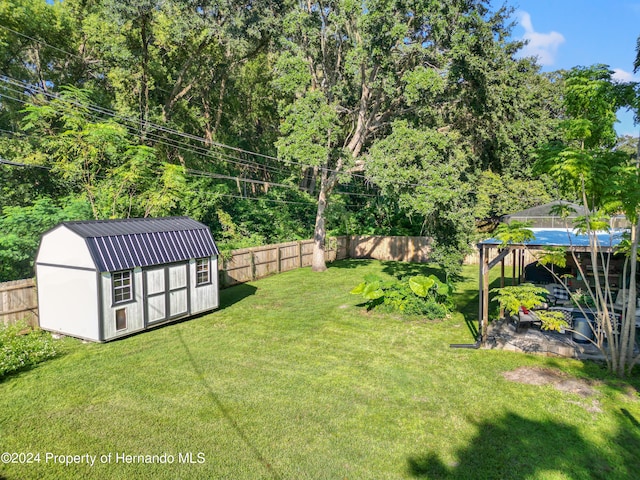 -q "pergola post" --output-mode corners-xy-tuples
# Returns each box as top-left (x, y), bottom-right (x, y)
(478, 245), (513, 344)
(500, 257), (505, 318)
(478, 245), (490, 344)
